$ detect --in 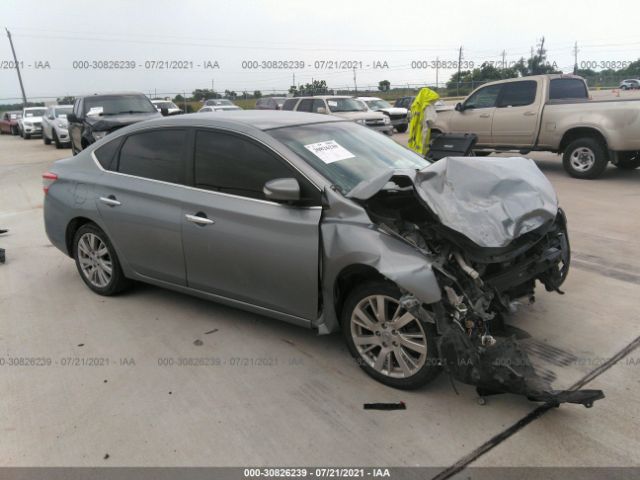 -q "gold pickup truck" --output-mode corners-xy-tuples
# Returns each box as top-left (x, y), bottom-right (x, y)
(432, 74), (640, 179)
